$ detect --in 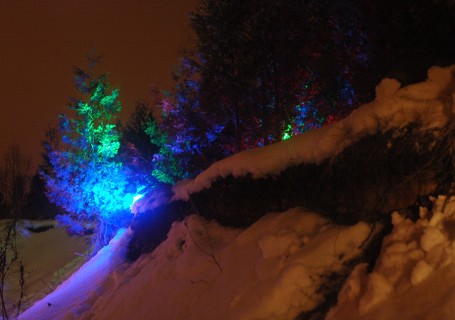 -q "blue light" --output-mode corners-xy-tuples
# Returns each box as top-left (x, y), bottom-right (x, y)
(130, 185), (147, 209)
(132, 193), (144, 204)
